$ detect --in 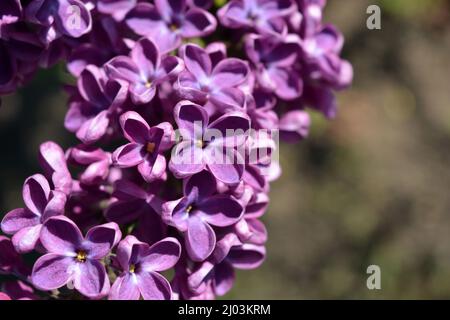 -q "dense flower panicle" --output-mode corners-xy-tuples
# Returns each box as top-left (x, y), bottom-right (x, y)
(0, 0), (352, 299)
